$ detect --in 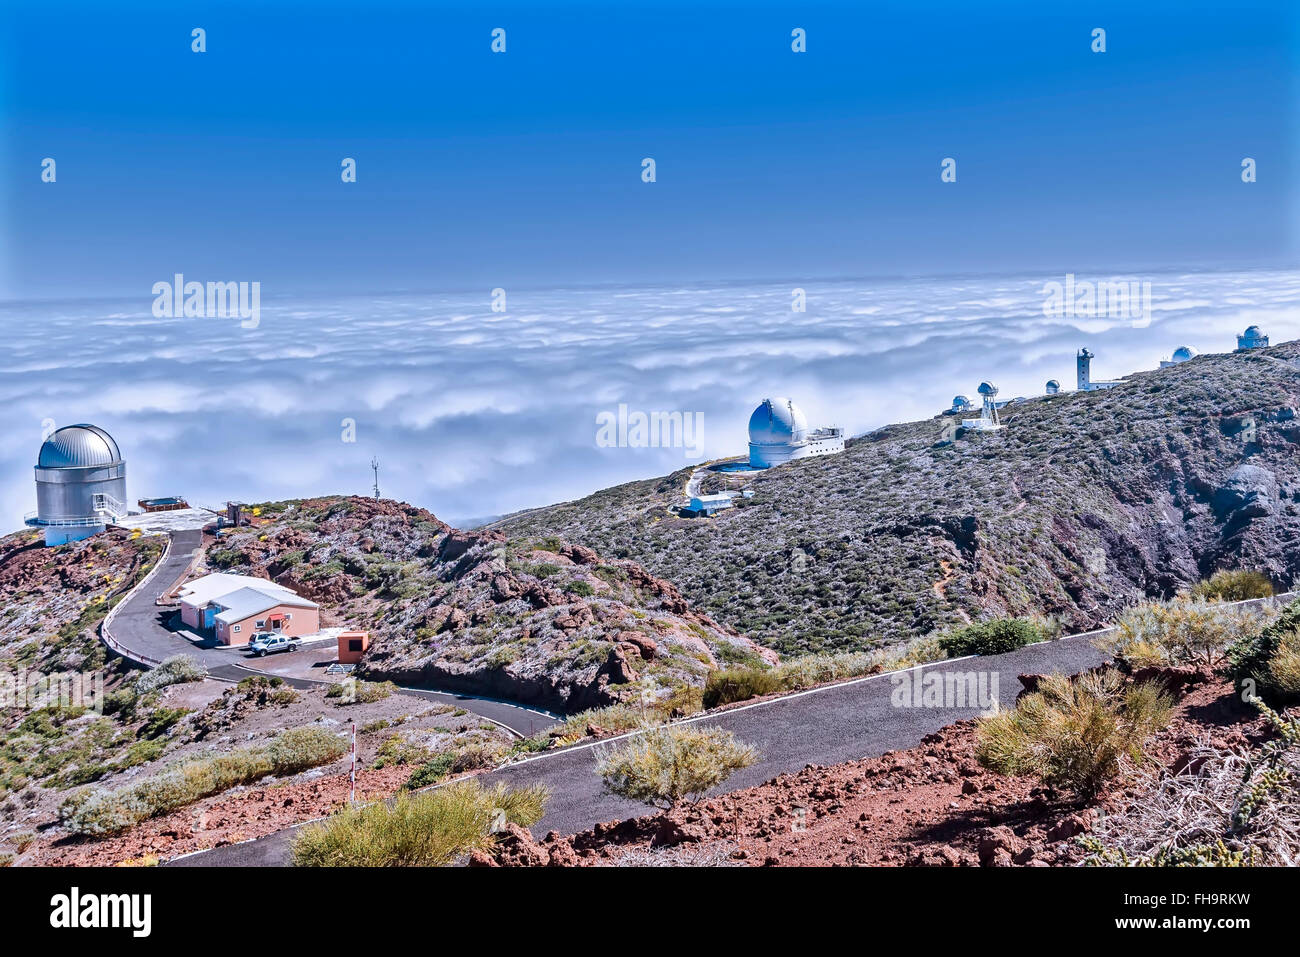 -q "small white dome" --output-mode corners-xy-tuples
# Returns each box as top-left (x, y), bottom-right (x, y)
(952, 395), (970, 408)
(748, 398), (808, 446)
(977, 381), (998, 396)
(1244, 325), (1262, 337)
(1045, 379), (1060, 394)
(1171, 345), (1197, 362)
